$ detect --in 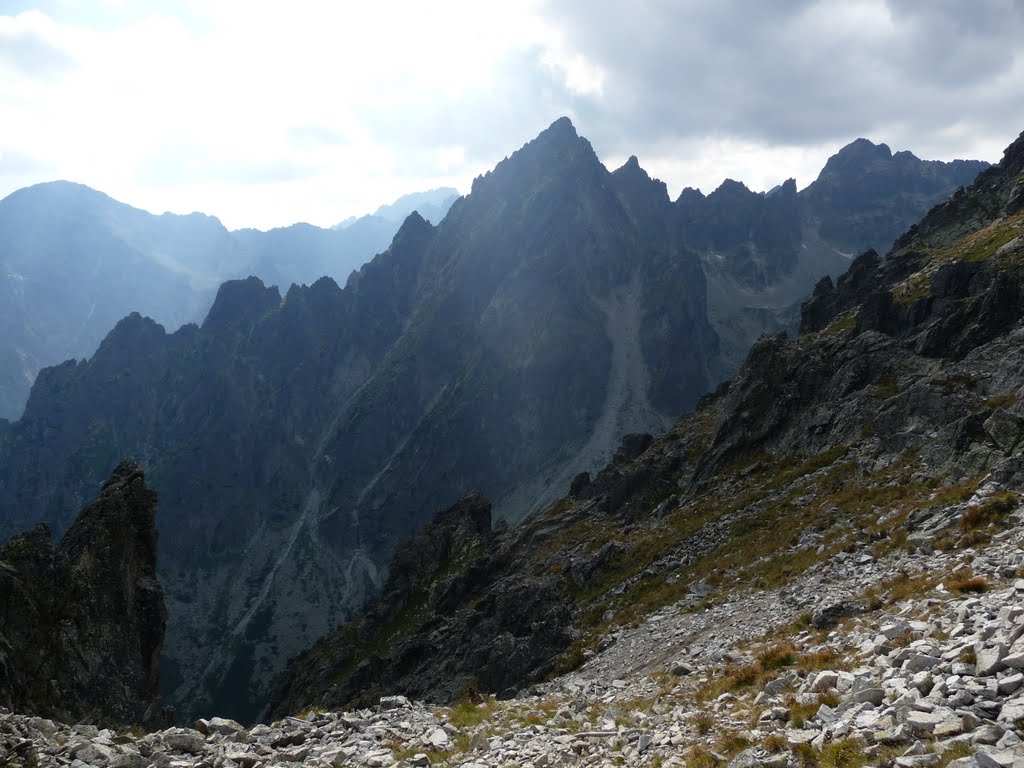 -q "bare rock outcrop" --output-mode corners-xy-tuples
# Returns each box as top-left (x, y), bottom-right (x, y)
(0, 459), (165, 725)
